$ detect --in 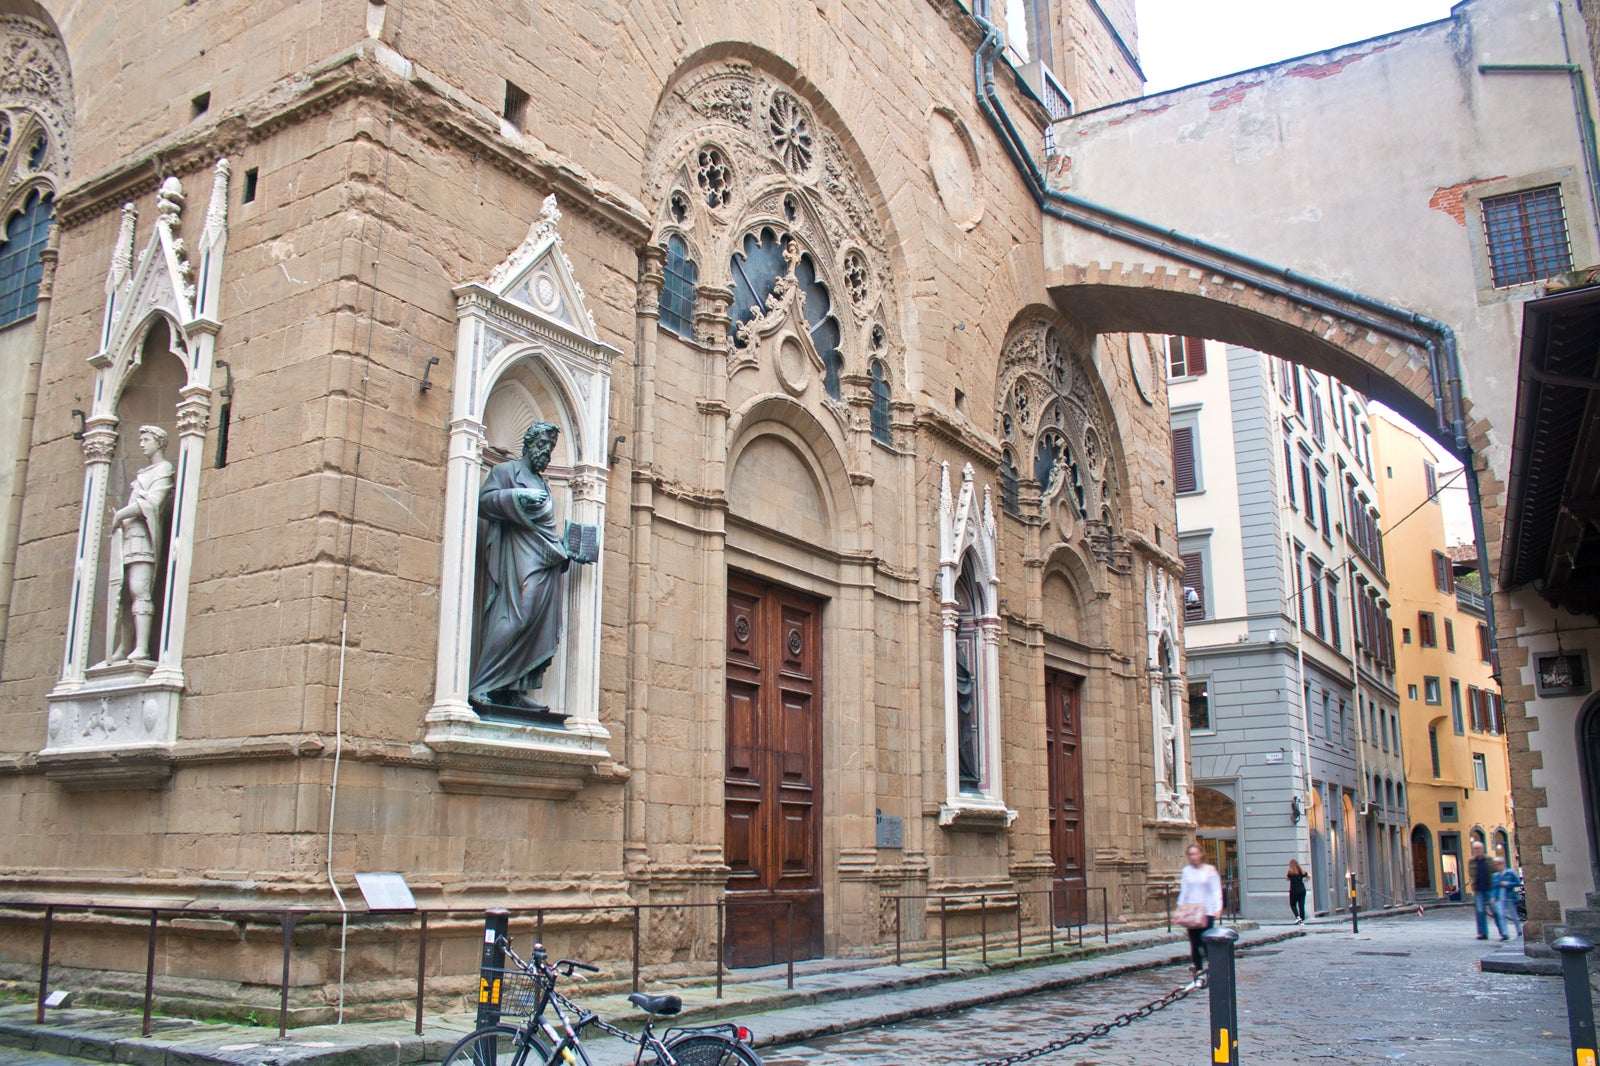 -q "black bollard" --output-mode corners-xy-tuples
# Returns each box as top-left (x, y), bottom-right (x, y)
(476, 909), (511, 1033)
(1554, 936), (1596, 1066)
(1204, 925), (1241, 1066)
(1348, 873), (1359, 934)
